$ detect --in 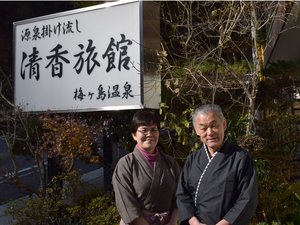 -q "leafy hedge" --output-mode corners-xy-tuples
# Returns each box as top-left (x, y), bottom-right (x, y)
(6, 171), (120, 225)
